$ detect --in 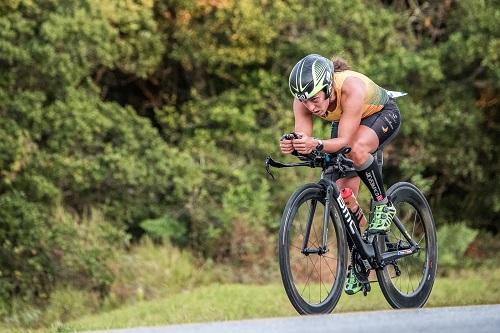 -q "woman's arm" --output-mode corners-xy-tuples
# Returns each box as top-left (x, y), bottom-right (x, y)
(279, 98), (313, 154)
(293, 77), (366, 154)
(328, 77), (365, 150)
(293, 98), (313, 135)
